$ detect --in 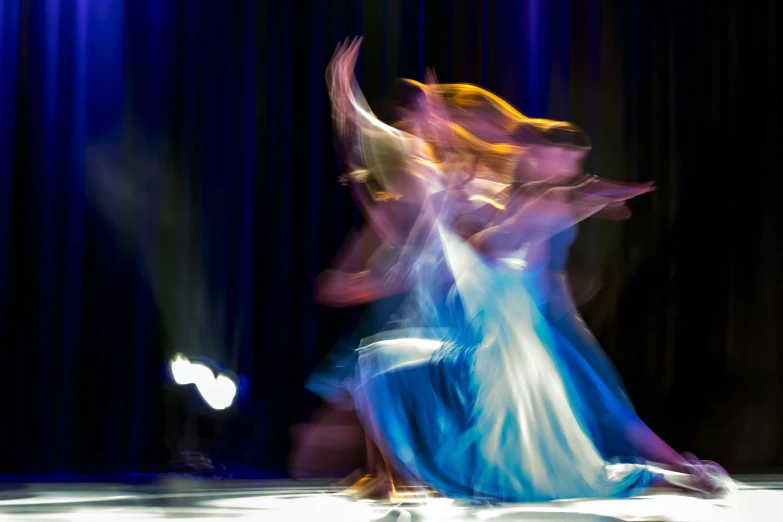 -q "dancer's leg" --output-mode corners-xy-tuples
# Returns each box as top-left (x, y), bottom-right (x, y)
(344, 416), (426, 499)
(343, 433), (378, 493)
(365, 432), (384, 474)
(626, 421), (730, 495)
(343, 414), (397, 496)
